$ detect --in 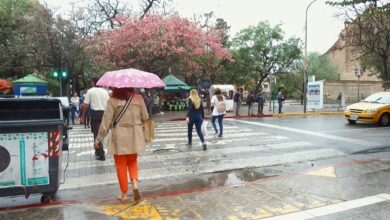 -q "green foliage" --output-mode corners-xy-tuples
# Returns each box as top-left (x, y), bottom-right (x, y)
(227, 21), (302, 92)
(327, 0), (390, 88)
(0, 0), (34, 78)
(277, 52), (339, 100)
(326, 0), (389, 12)
(46, 78), (60, 96)
(307, 53), (339, 80)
